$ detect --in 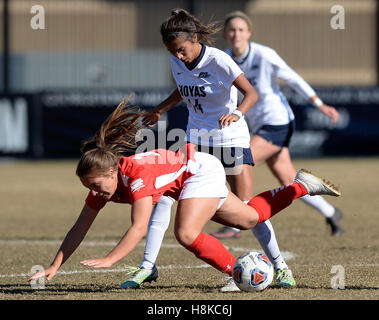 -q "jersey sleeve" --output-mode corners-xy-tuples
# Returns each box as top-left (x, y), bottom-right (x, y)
(216, 52), (244, 88)
(267, 48), (316, 100)
(85, 191), (107, 211)
(127, 170), (158, 203)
